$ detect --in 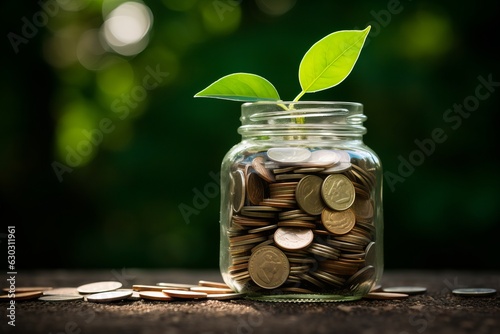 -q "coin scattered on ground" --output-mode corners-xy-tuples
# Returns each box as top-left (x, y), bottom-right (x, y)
(77, 281), (122, 294)
(139, 291), (173, 301)
(86, 290), (133, 303)
(133, 284), (185, 292)
(2, 287), (52, 293)
(162, 289), (208, 299)
(39, 295), (84, 302)
(452, 288), (496, 297)
(198, 280), (230, 289)
(0, 291), (43, 301)
(156, 282), (198, 289)
(363, 292), (409, 300)
(43, 287), (80, 296)
(190, 286), (234, 294)
(383, 286), (427, 295)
